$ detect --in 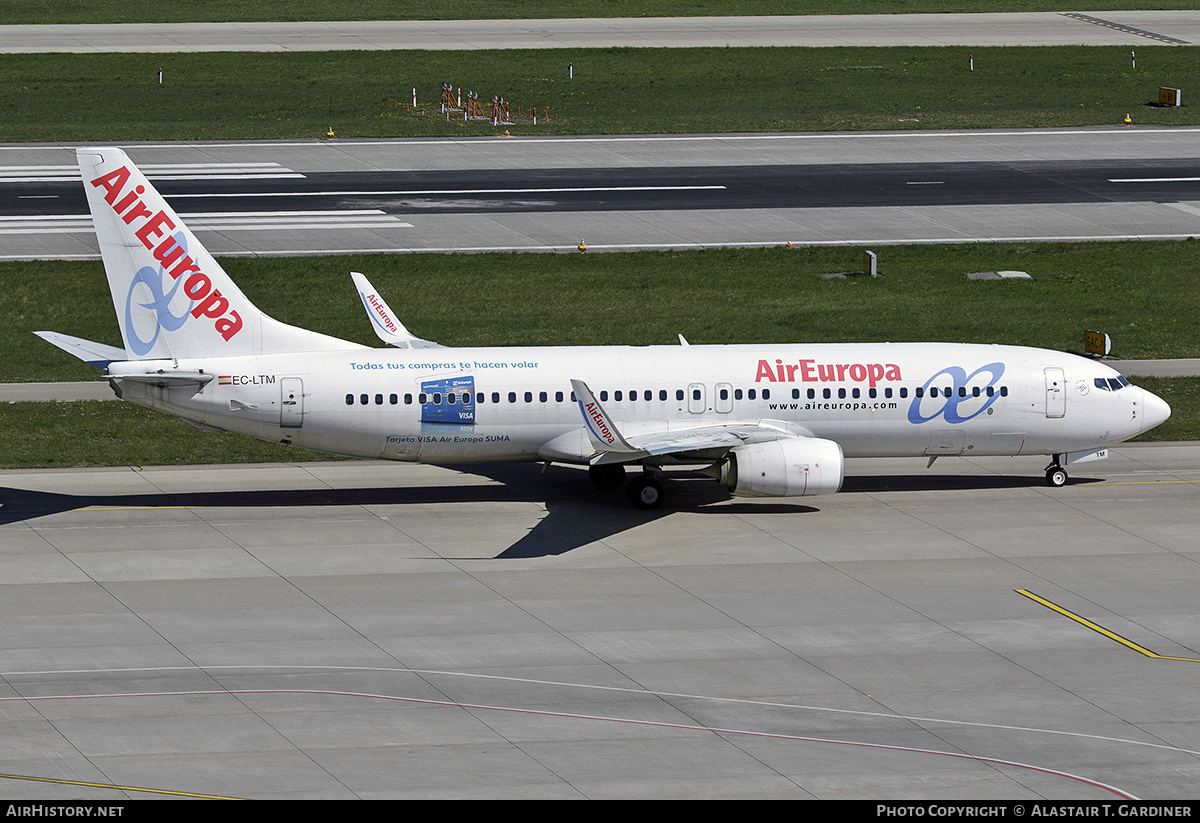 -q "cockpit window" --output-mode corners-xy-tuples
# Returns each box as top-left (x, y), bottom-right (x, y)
(1094, 378), (1111, 391)
(1107, 378), (1123, 391)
